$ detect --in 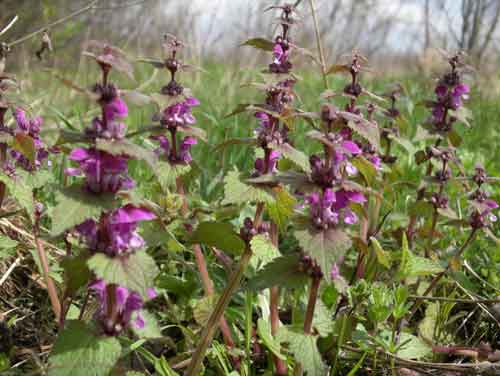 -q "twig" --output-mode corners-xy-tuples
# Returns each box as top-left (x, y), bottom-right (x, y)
(409, 295), (500, 304)
(407, 229), (477, 321)
(0, 256), (21, 286)
(34, 219), (61, 322)
(308, 0), (329, 89)
(7, 0), (99, 48)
